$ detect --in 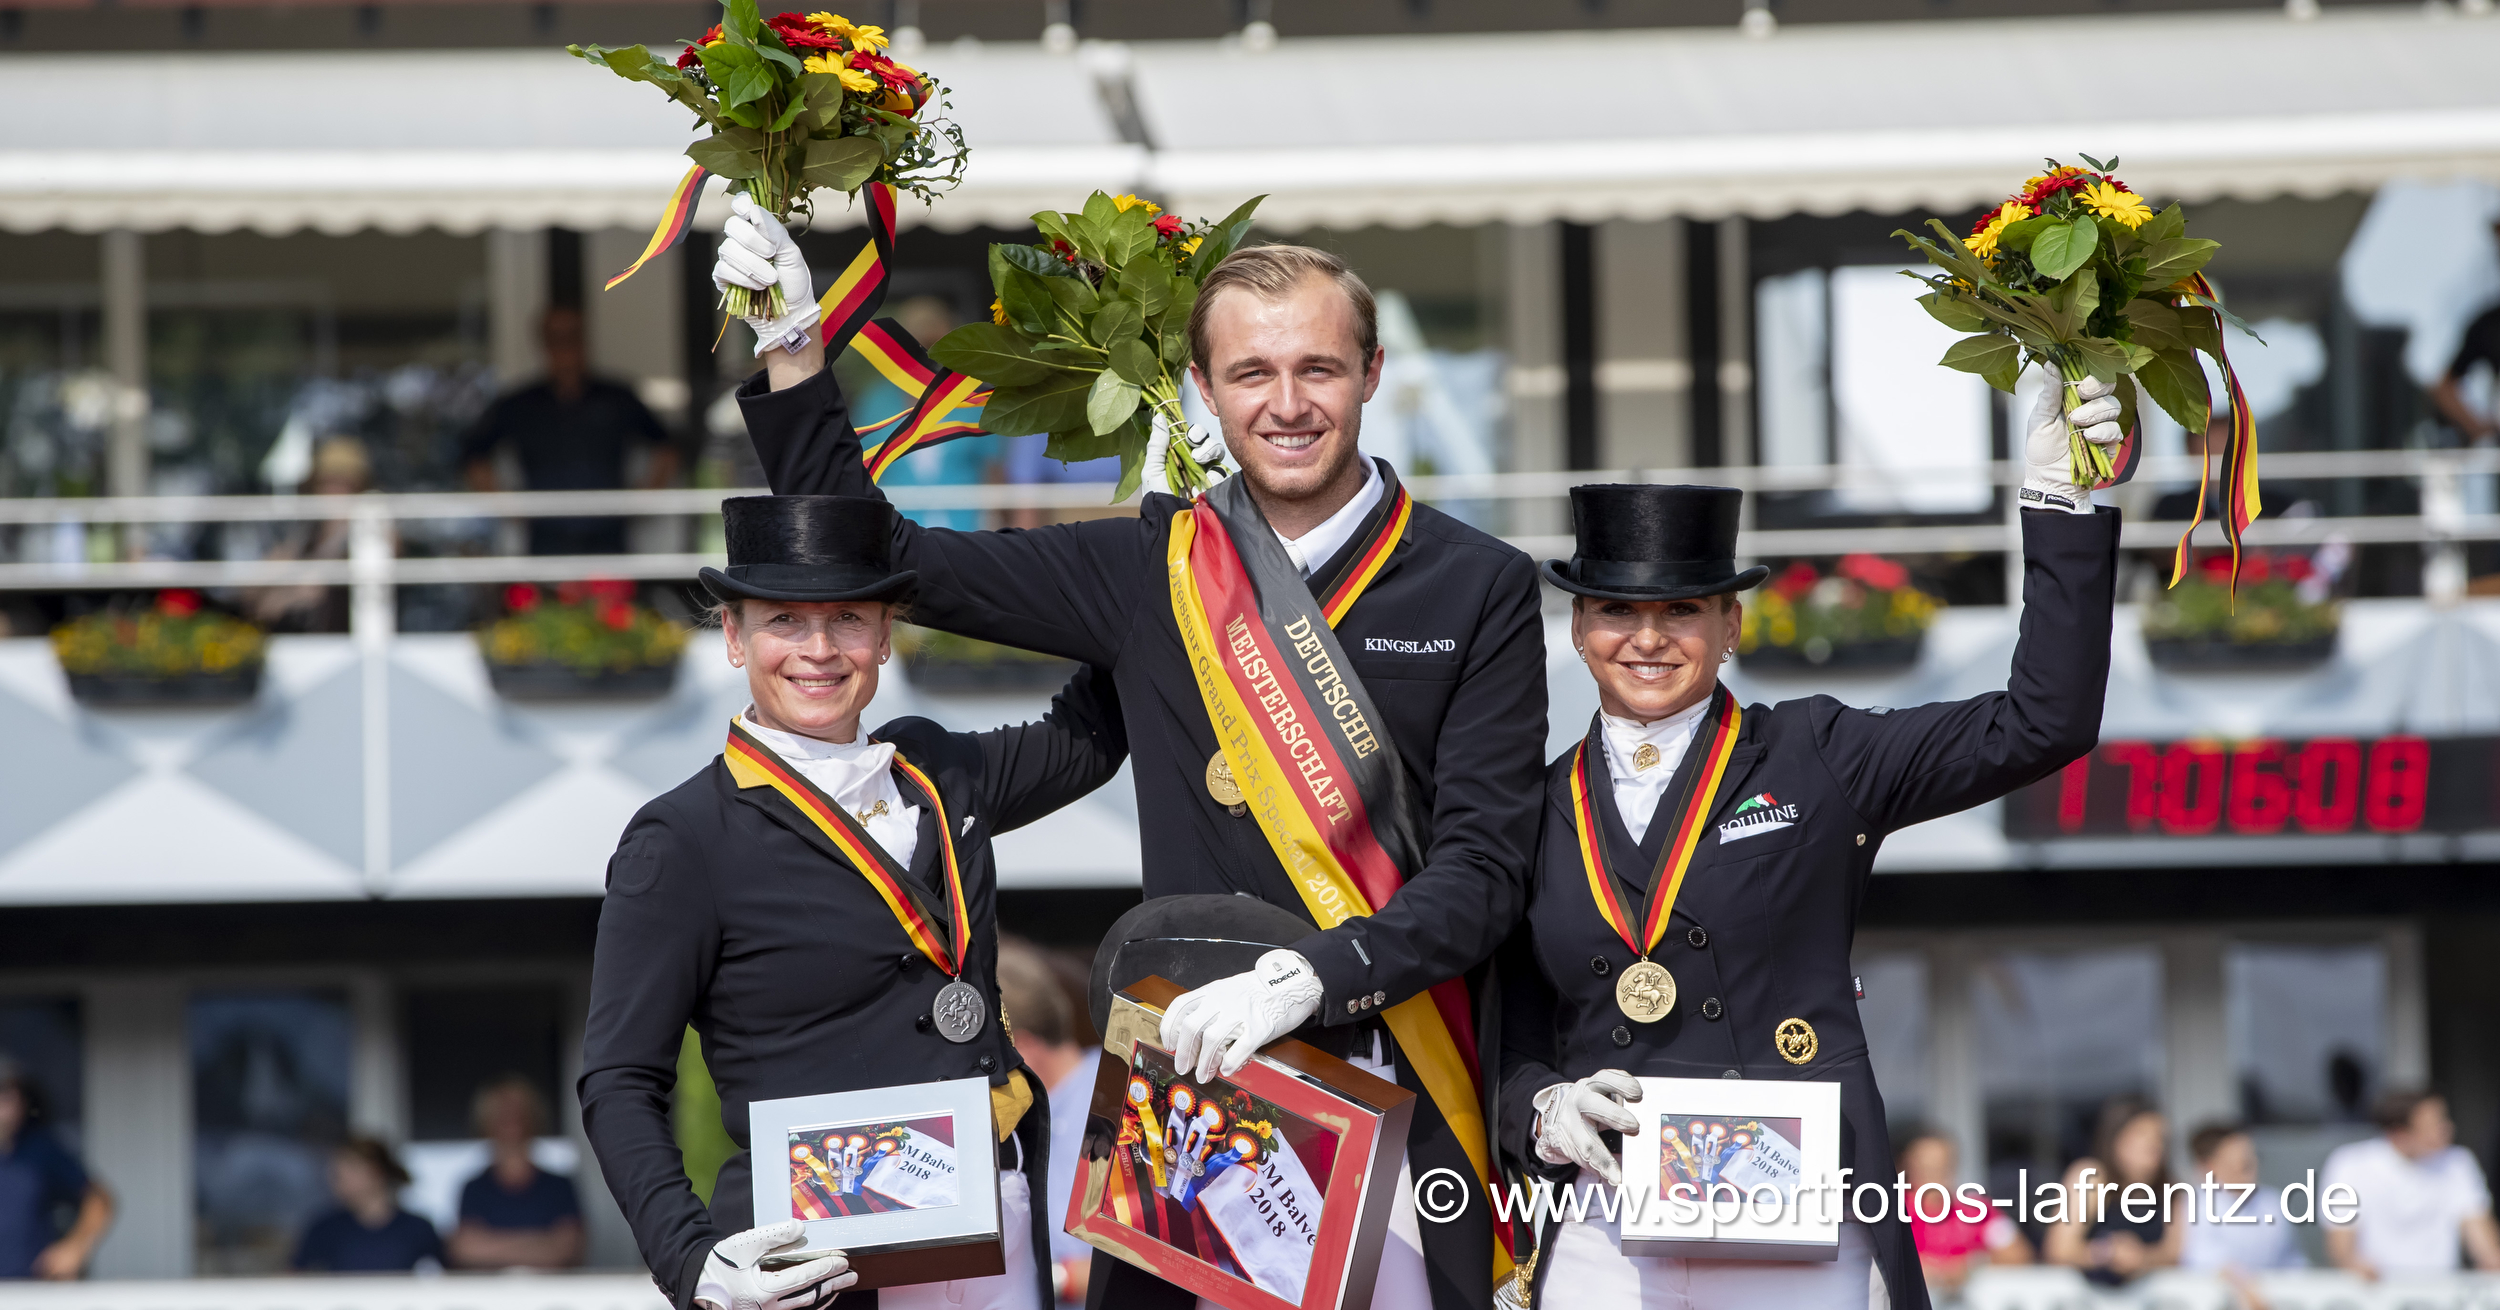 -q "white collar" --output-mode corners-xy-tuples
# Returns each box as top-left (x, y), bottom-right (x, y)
(1274, 456), (1383, 577)
(1599, 696), (1711, 772)
(736, 710), (893, 772)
